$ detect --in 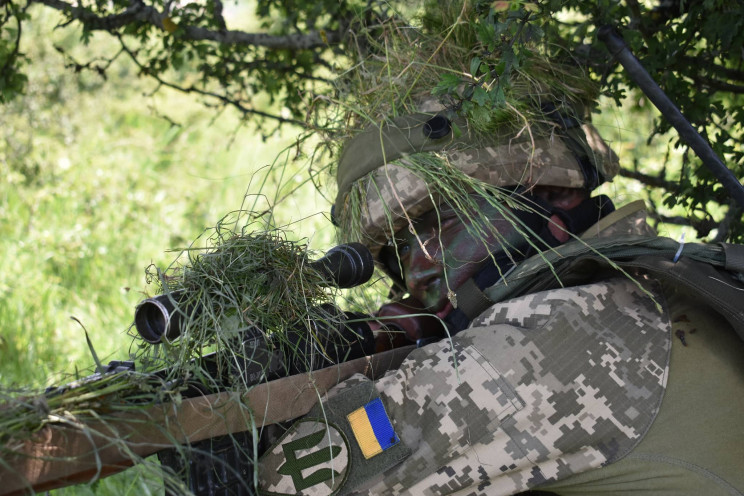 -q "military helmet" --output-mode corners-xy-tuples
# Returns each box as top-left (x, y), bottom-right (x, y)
(328, 2), (620, 261)
(333, 102), (620, 258)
